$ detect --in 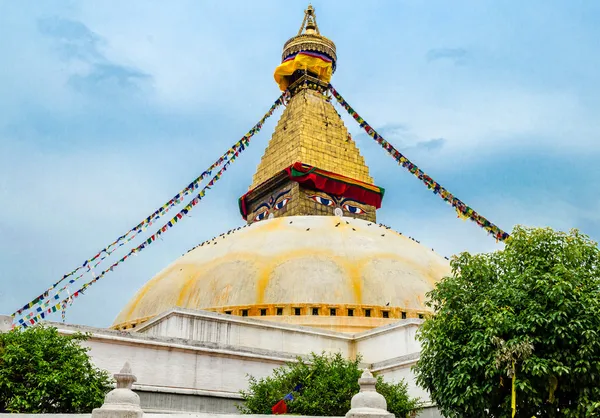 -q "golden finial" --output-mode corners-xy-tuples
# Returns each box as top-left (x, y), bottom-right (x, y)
(299, 4), (319, 35)
(304, 3), (320, 35)
(284, 4), (336, 68)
